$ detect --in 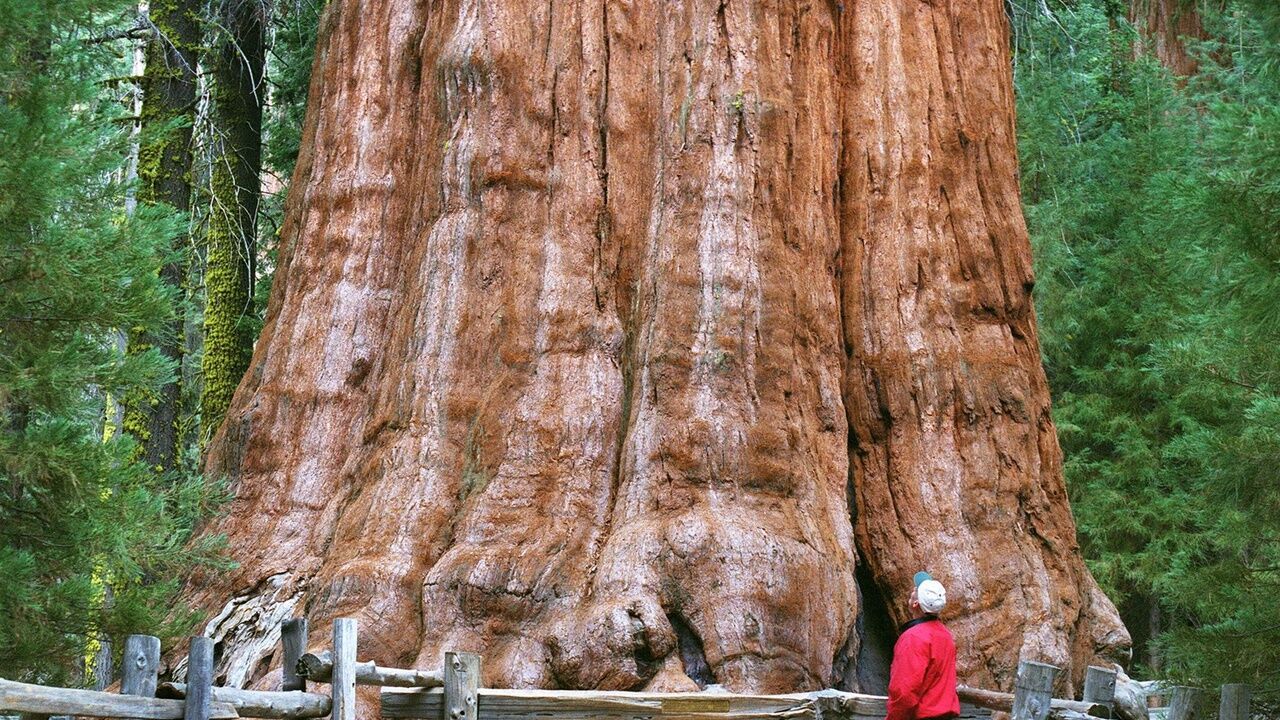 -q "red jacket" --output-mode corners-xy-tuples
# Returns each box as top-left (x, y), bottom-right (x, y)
(886, 617), (960, 720)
